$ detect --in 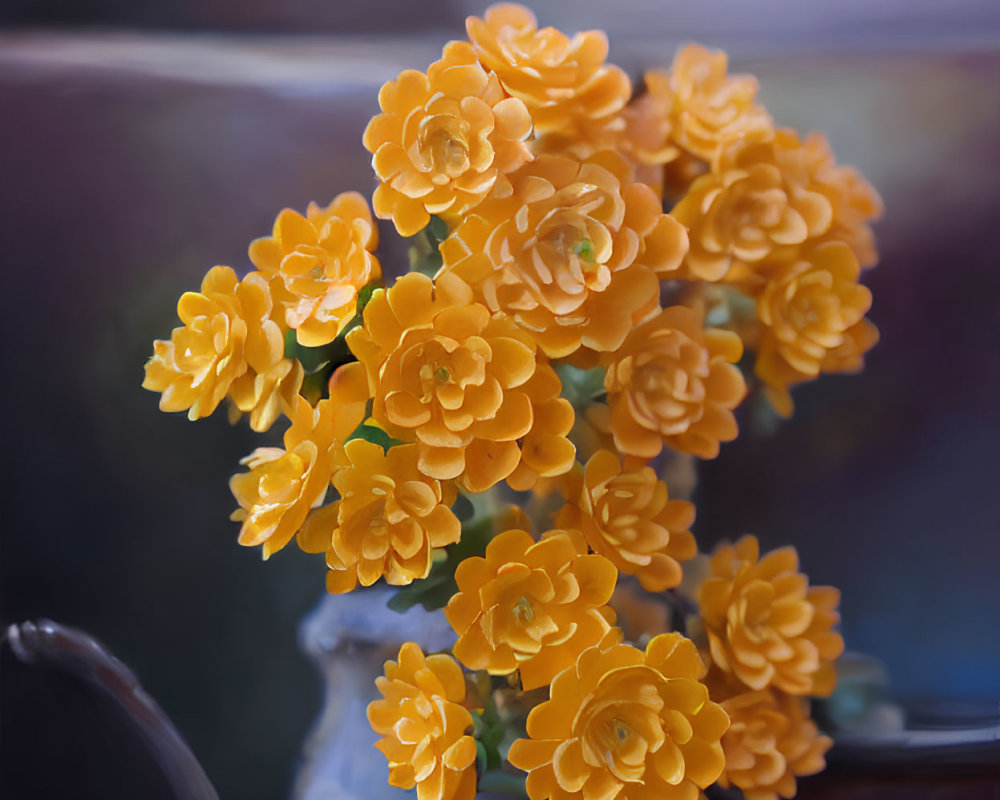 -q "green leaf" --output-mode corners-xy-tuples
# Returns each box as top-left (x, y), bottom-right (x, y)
(427, 215), (450, 243)
(345, 420), (405, 453)
(356, 282), (377, 314)
(554, 362), (607, 407)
